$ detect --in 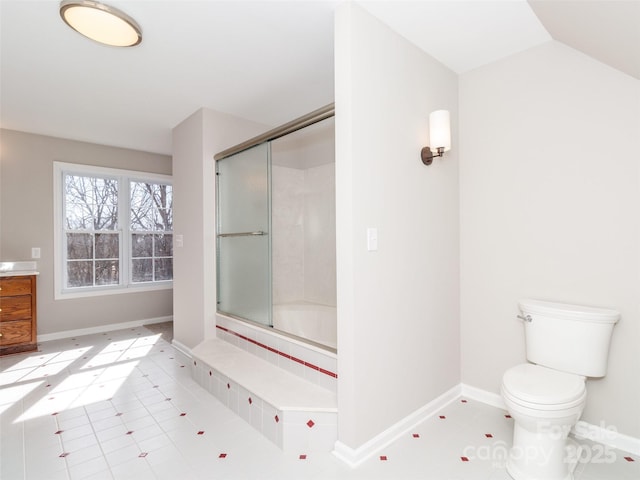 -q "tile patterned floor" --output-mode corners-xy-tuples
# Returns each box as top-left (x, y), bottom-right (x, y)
(1, 325), (637, 480)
